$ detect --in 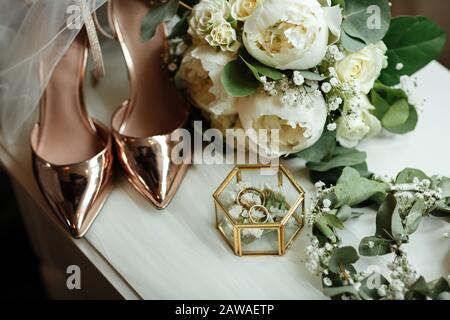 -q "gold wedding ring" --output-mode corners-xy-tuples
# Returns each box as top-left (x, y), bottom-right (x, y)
(248, 205), (270, 224)
(237, 187), (265, 210)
